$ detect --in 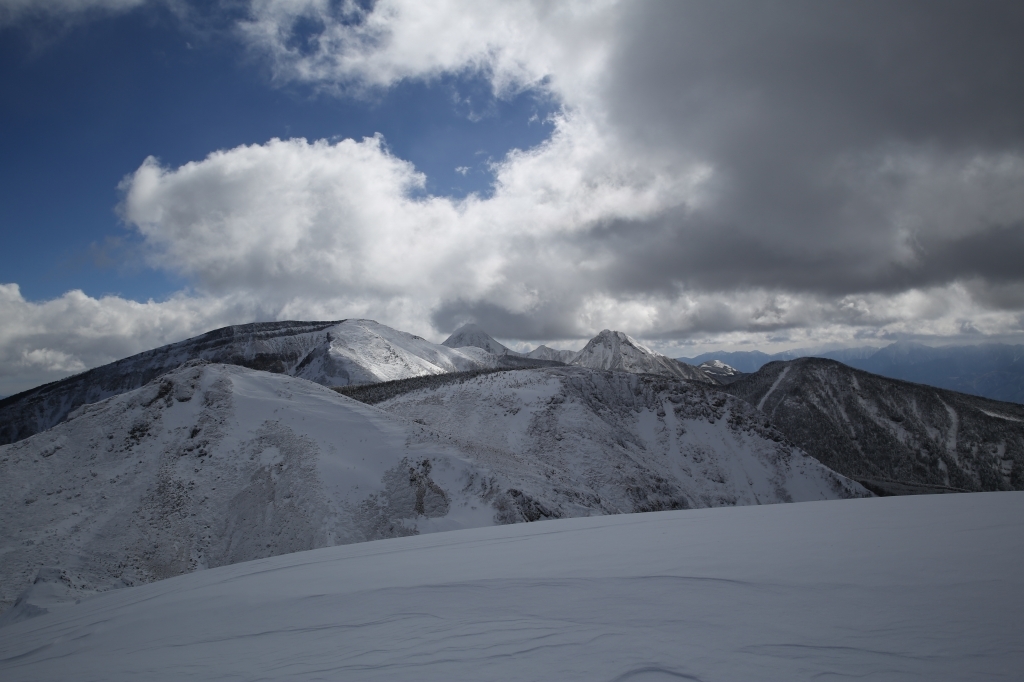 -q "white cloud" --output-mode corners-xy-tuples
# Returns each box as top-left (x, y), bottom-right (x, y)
(116, 108), (706, 331)
(239, 0), (616, 104)
(0, 283), (241, 395)
(19, 348), (85, 373)
(4, 0), (1024, 394)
